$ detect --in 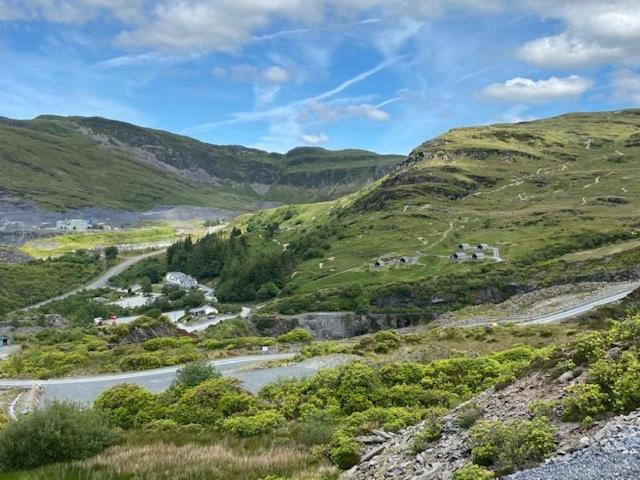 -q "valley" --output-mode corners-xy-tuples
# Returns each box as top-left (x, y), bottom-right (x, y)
(2, 109), (640, 480)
